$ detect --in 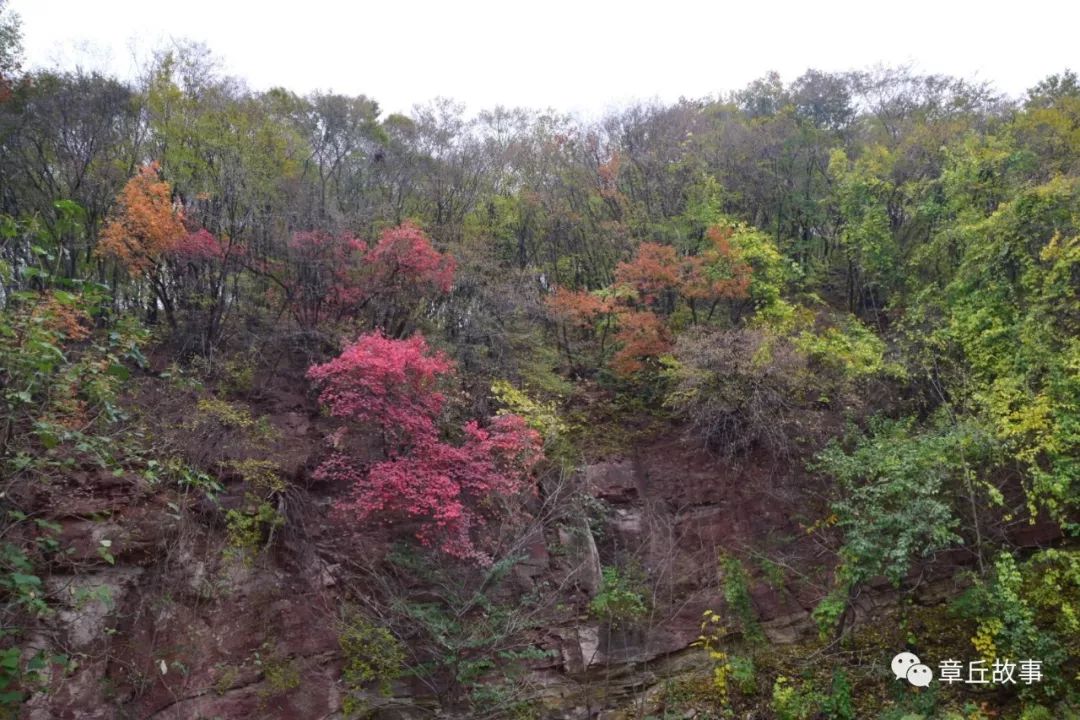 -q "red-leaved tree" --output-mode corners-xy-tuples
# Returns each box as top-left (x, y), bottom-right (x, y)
(270, 230), (369, 329)
(264, 221), (455, 334)
(308, 331), (542, 561)
(365, 221), (456, 298)
(307, 331), (451, 449)
(613, 242), (681, 307)
(97, 164), (238, 338)
(364, 221), (456, 335)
